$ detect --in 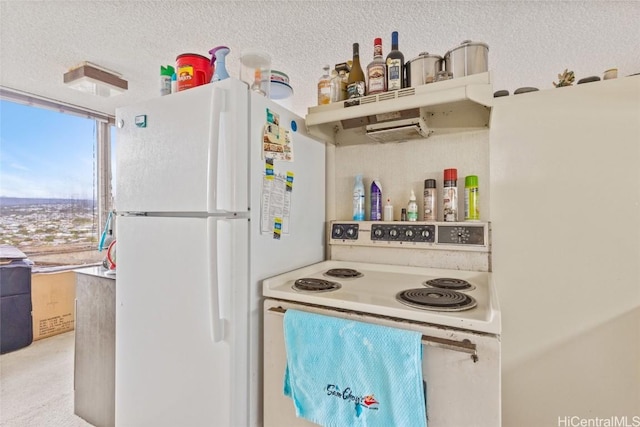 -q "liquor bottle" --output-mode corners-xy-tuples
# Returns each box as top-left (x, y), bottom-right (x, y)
(330, 62), (349, 102)
(386, 31), (405, 90)
(317, 65), (331, 105)
(347, 43), (366, 99)
(366, 38), (387, 95)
